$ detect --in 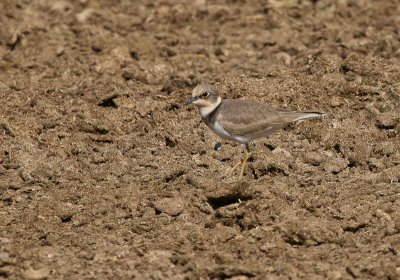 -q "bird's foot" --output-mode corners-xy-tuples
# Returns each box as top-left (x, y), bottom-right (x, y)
(225, 160), (242, 177)
(226, 148), (253, 181)
(238, 151), (252, 181)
